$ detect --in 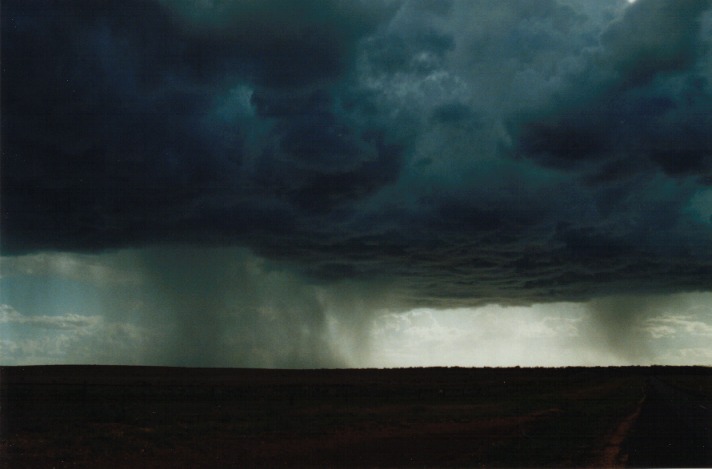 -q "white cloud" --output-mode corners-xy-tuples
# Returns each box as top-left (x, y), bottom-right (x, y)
(658, 347), (712, 365)
(0, 304), (156, 365)
(0, 304), (100, 330)
(643, 314), (712, 338)
(368, 304), (589, 367)
(0, 252), (141, 285)
(645, 324), (677, 339)
(367, 295), (712, 368)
